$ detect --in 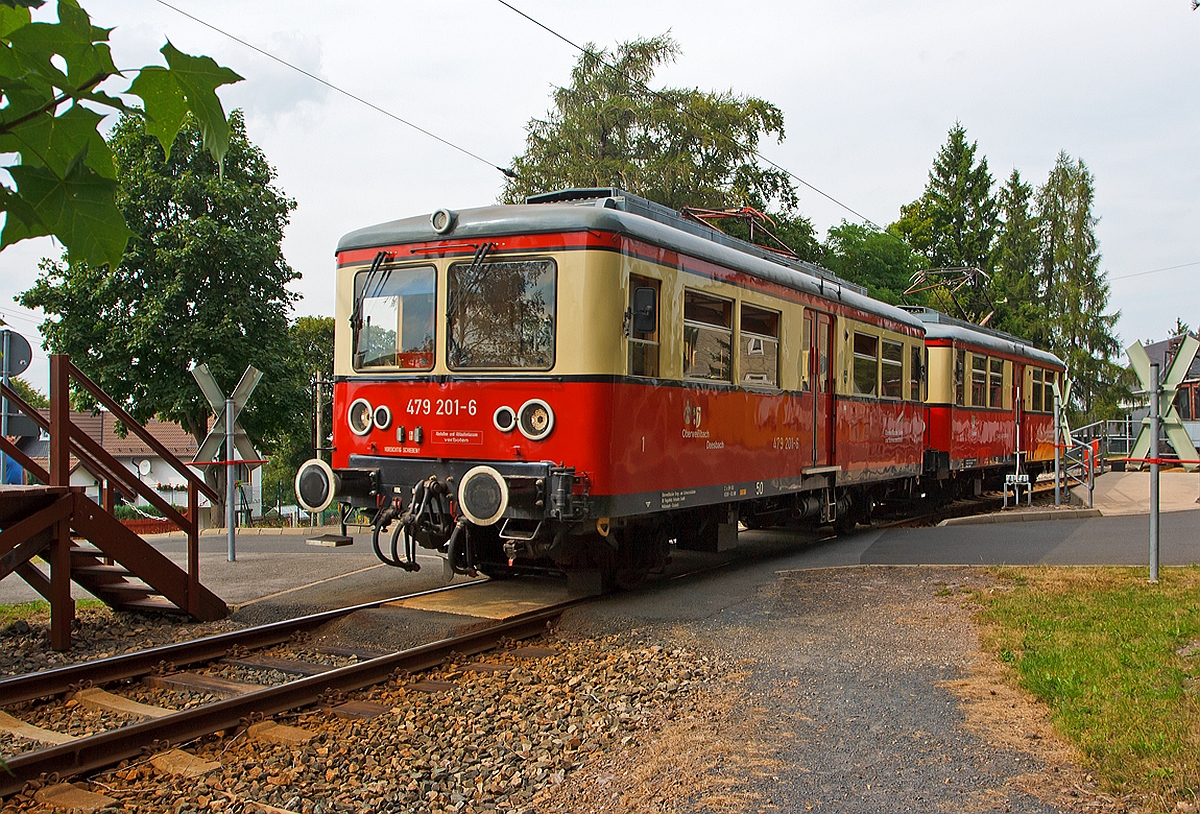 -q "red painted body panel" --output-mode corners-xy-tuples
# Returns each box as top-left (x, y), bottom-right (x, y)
(332, 378), (925, 502)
